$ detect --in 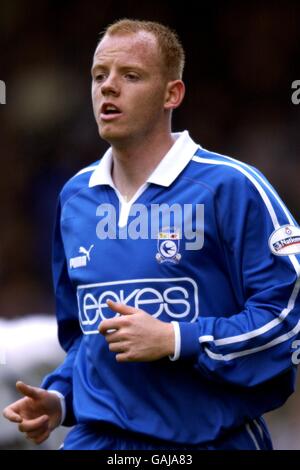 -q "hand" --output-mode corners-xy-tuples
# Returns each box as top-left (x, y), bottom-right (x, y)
(2, 381), (62, 444)
(98, 299), (175, 362)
